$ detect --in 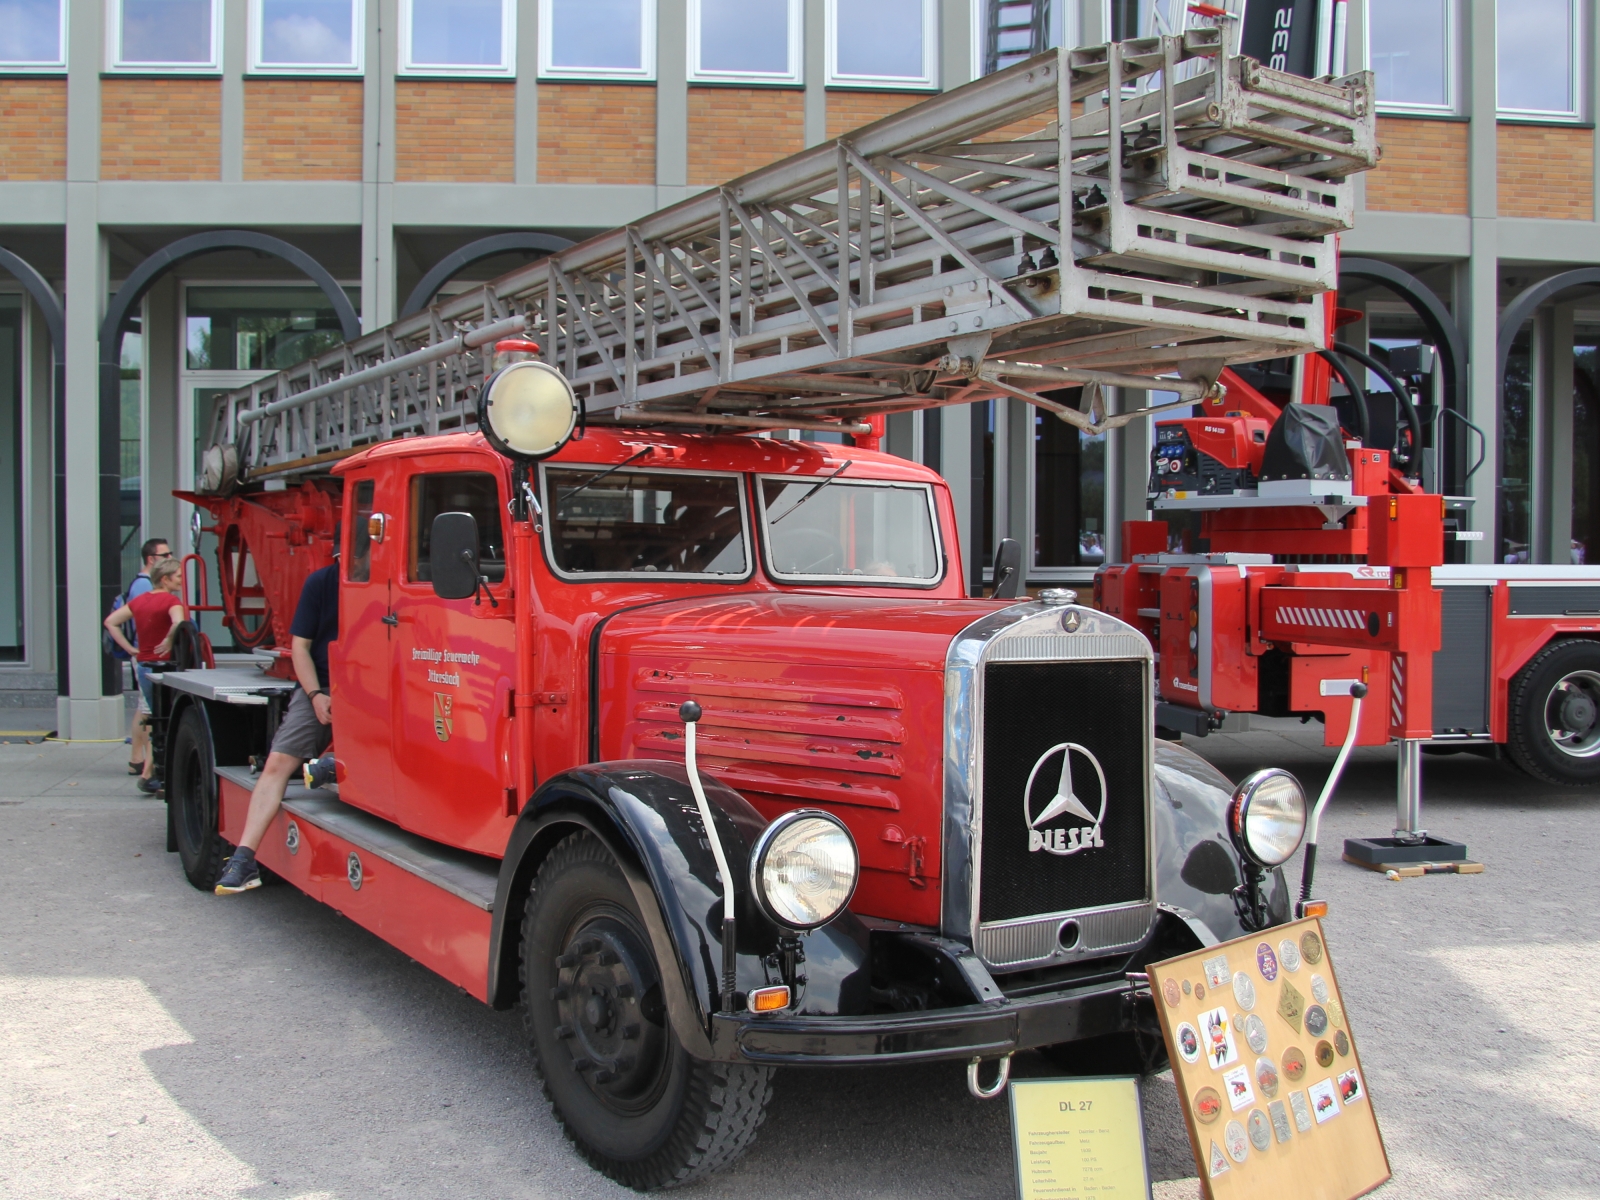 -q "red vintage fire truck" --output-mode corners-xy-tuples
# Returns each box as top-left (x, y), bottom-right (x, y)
(147, 30), (1384, 1187)
(152, 358), (1317, 1189)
